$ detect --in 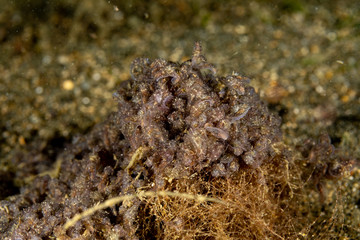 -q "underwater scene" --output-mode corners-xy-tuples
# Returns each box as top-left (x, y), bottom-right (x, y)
(0, 0), (359, 239)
